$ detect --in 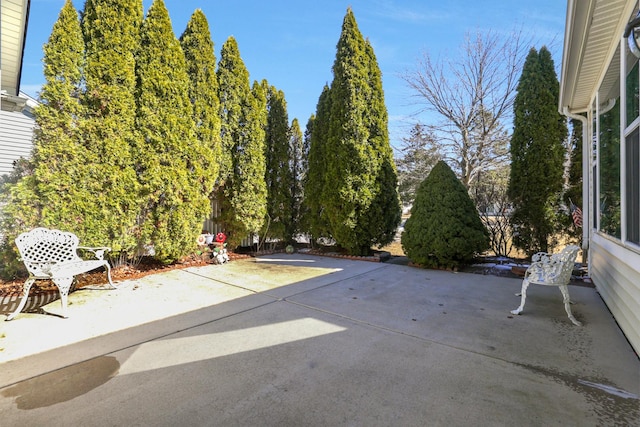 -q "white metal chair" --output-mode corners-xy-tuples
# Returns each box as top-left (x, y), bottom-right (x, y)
(511, 245), (582, 325)
(6, 227), (115, 320)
